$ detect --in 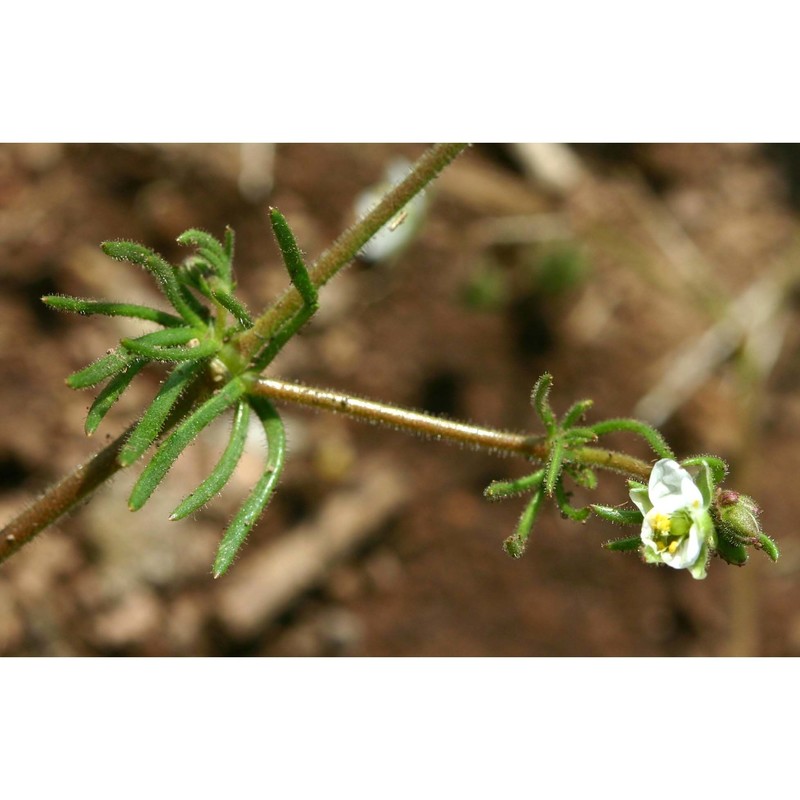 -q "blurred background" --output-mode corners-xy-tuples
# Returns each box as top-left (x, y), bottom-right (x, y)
(0, 142), (798, 656)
